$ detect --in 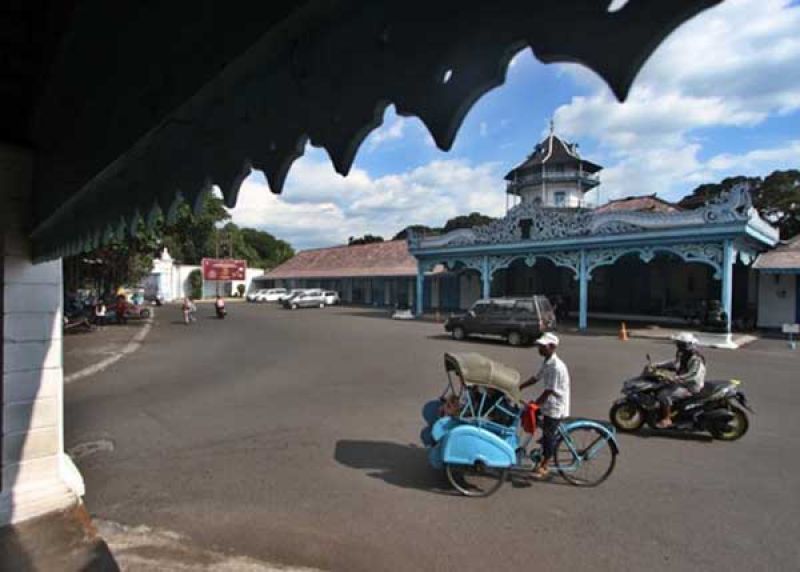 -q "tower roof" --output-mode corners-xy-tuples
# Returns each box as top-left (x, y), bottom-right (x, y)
(504, 132), (602, 181)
